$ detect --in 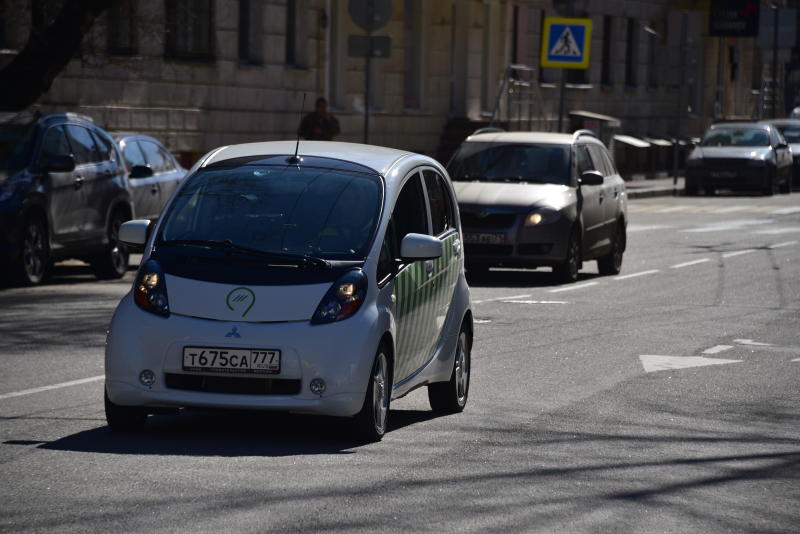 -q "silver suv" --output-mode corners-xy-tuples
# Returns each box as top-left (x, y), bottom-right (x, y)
(448, 130), (627, 282)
